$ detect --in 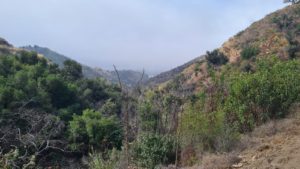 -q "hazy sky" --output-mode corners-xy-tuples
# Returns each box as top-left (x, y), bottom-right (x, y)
(0, 0), (287, 74)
